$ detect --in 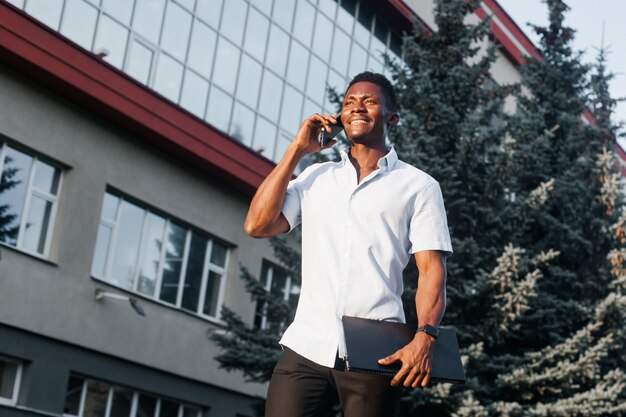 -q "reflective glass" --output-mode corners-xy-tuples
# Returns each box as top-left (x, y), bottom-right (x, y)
(137, 212), (166, 296)
(213, 37), (241, 94)
(229, 102), (255, 146)
(337, 0), (356, 34)
(93, 15), (129, 69)
(182, 406), (200, 417)
(302, 99), (320, 122)
(275, 133), (292, 165)
(220, 0), (247, 46)
(110, 201), (143, 290)
(368, 57), (384, 73)
(195, 0), (222, 29)
(258, 70), (283, 121)
(159, 399), (179, 417)
(101, 193), (119, 221)
(22, 195), (52, 254)
(174, 0), (195, 12)
(180, 70), (209, 118)
(153, 54), (184, 103)
(236, 54), (262, 108)
(0, 359), (18, 398)
(137, 395), (157, 417)
(32, 160), (60, 195)
(253, 117), (277, 160)
(109, 388), (133, 417)
(60, 0), (98, 50)
(181, 232), (208, 313)
(92, 224), (112, 277)
(306, 55), (328, 105)
(390, 33), (402, 58)
(0, 147), (32, 247)
(280, 86), (303, 132)
(63, 376), (84, 415)
(293, 1), (315, 47)
(5, 0), (25, 8)
(83, 380), (109, 417)
(265, 24), (289, 77)
(126, 40), (154, 84)
(271, 0), (295, 31)
(187, 20), (216, 78)
(133, 0), (166, 45)
(355, 2), (373, 48)
(318, 0), (337, 19)
(203, 270), (222, 317)
(102, 0), (133, 25)
(331, 29), (350, 76)
(312, 13), (333, 61)
(348, 43), (368, 79)
(243, 7), (269, 62)
(372, 18), (388, 56)
(286, 40), (309, 91)
(210, 241), (227, 267)
(249, 0), (272, 16)
(325, 70), (345, 111)
(161, 2), (192, 62)
(159, 222), (187, 304)
(25, 0), (63, 29)
(205, 86), (232, 132)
